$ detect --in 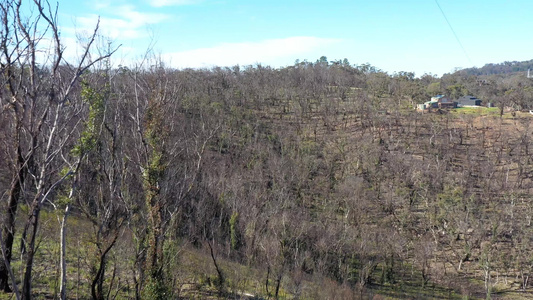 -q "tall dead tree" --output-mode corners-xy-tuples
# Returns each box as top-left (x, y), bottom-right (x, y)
(0, 0), (117, 297)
